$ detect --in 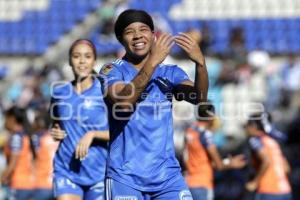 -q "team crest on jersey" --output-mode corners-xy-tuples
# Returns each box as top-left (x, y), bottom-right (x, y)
(101, 63), (113, 75)
(83, 99), (93, 108)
